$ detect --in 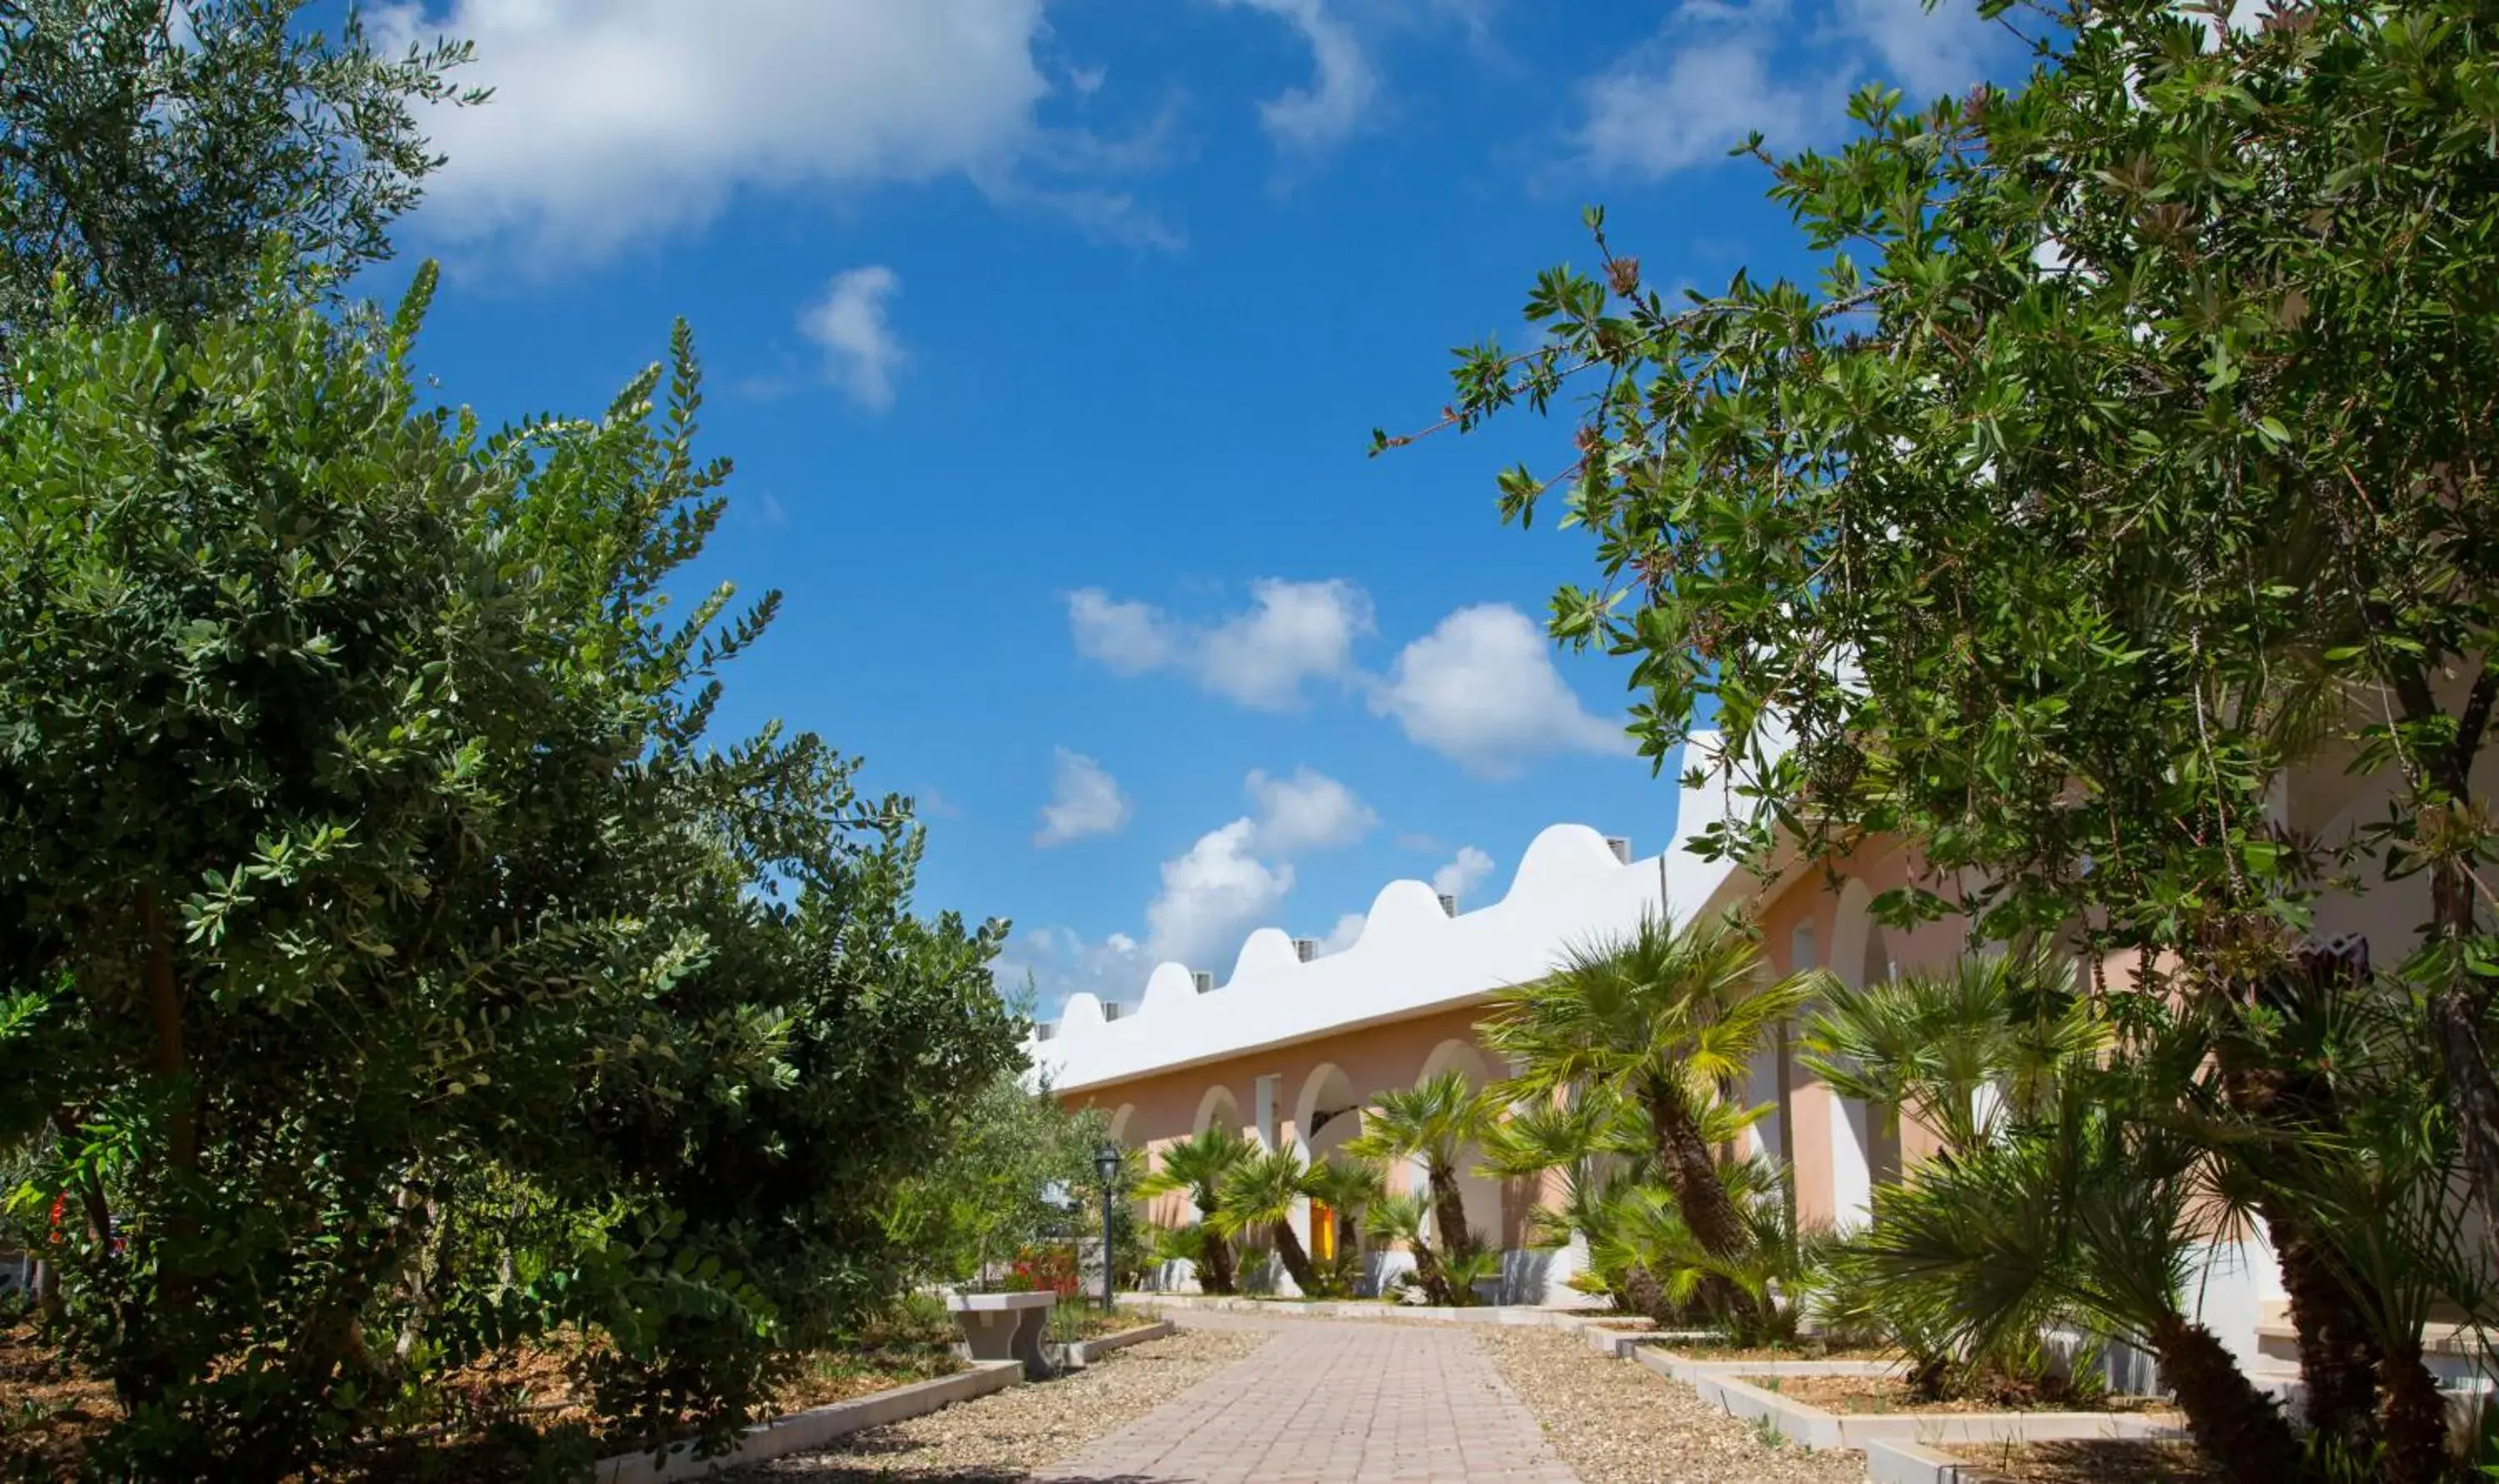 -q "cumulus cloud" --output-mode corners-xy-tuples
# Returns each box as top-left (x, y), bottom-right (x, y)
(1216, 0), (1377, 154)
(1065, 579), (1372, 710)
(1067, 589), (1180, 674)
(801, 266), (905, 412)
(1570, 0), (2008, 181)
(1245, 767), (1377, 854)
(1430, 844), (1495, 903)
(1314, 910), (1367, 956)
(372, 0), (1173, 257)
(1145, 819), (1297, 967)
(1369, 604), (1631, 775)
(1034, 747), (1131, 847)
(995, 924), (1149, 1015)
